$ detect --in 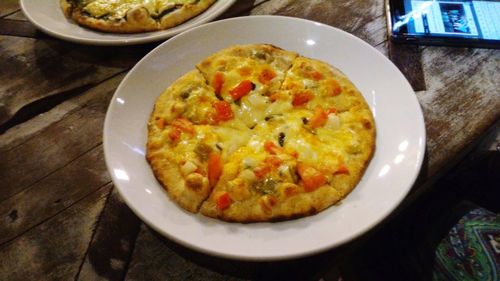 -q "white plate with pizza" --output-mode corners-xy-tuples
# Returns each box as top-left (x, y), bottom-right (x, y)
(103, 16), (426, 260)
(20, 0), (236, 46)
